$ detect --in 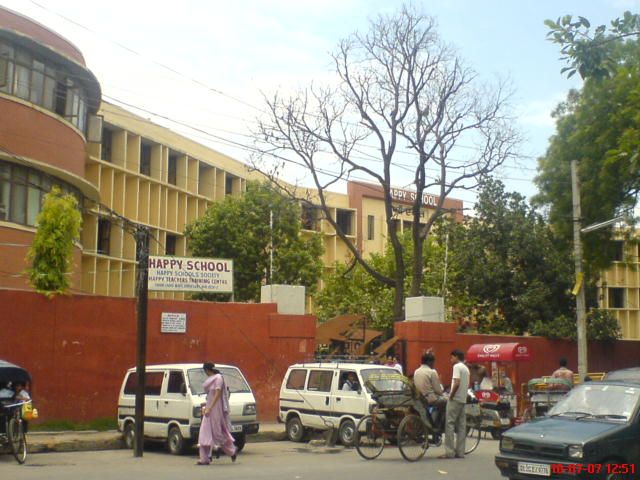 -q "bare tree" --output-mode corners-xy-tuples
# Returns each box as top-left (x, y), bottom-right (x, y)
(253, 5), (519, 322)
